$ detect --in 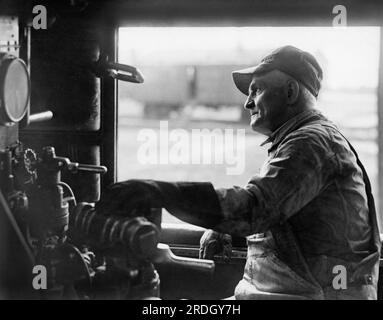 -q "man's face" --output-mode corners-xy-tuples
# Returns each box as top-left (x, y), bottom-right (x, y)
(244, 71), (289, 136)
